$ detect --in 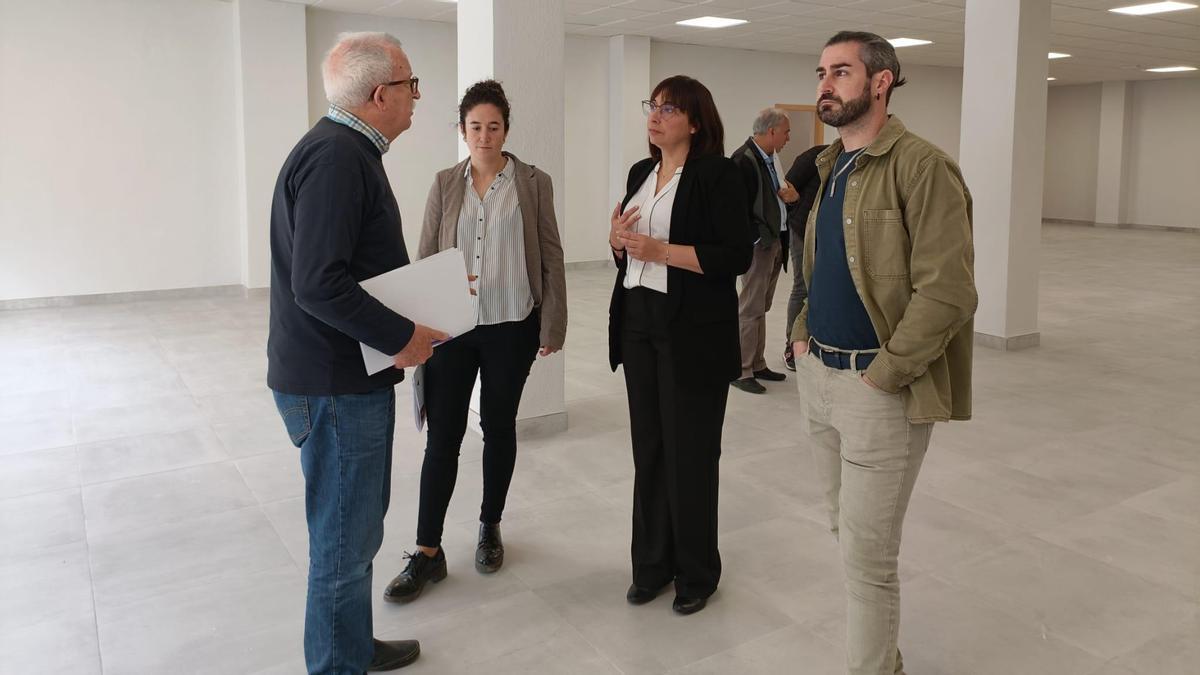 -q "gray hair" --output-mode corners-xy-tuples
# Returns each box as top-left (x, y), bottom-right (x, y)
(752, 108), (788, 135)
(322, 32), (404, 108)
(824, 31), (907, 103)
